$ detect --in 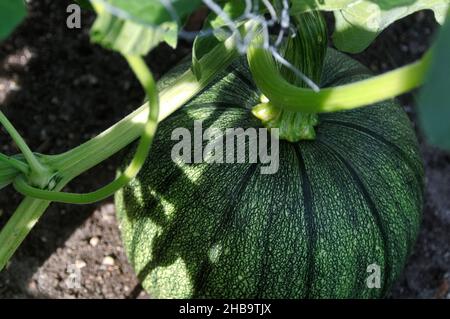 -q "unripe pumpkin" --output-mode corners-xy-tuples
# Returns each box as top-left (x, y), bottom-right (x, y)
(115, 49), (423, 298)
